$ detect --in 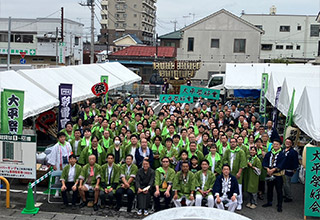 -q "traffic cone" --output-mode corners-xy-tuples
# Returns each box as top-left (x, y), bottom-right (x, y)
(21, 183), (39, 214)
